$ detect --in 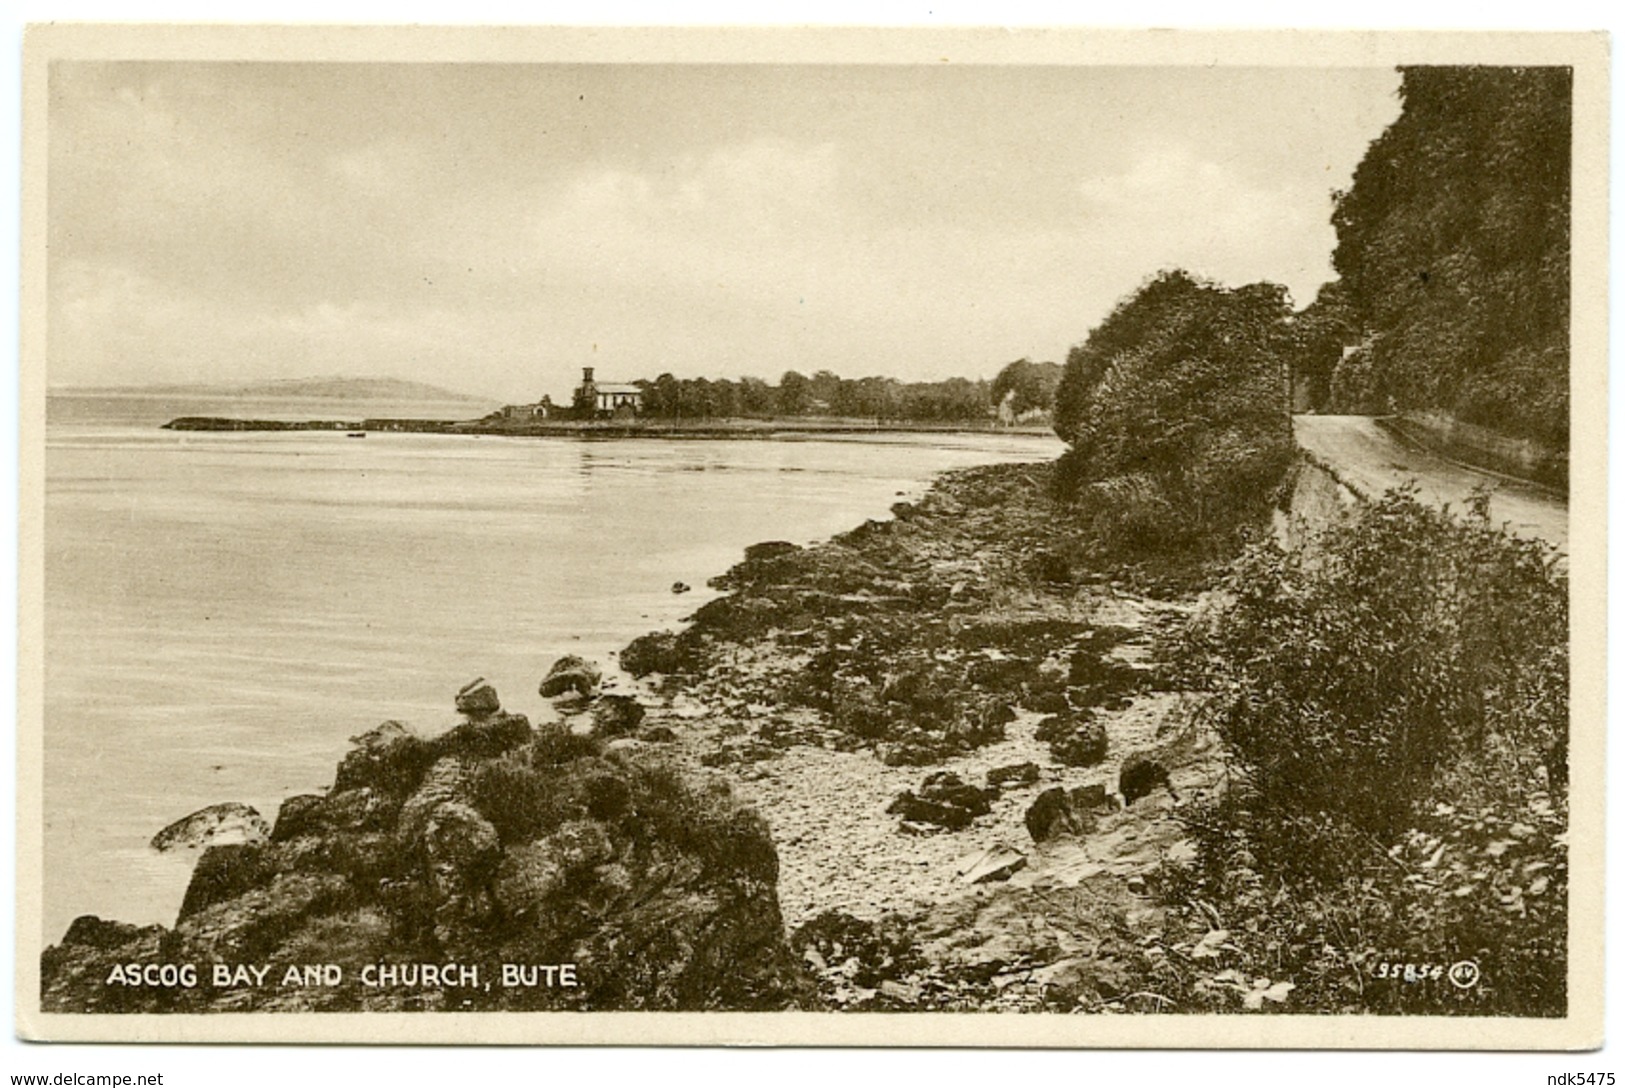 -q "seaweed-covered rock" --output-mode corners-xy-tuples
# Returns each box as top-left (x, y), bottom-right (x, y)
(398, 757), (476, 847)
(539, 655), (603, 699)
(745, 541), (801, 564)
(333, 721), (435, 796)
(178, 843), (276, 920)
(1035, 712), (1108, 767)
(427, 711), (532, 762)
(1066, 636), (1147, 706)
(791, 910), (924, 1005)
(877, 741), (940, 767)
(272, 788), (397, 843)
(423, 802), (501, 898)
(620, 631), (690, 678)
(1050, 720), (1109, 767)
(493, 820), (616, 918)
(887, 771), (996, 831)
(987, 761), (1042, 789)
(40, 918), (171, 1013)
(1025, 689), (1072, 715)
(1119, 755), (1175, 806)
